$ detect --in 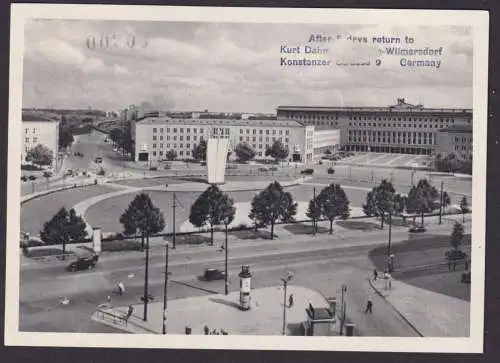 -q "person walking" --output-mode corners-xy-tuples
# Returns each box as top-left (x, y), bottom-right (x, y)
(373, 269), (378, 281)
(365, 297), (373, 314)
(117, 282), (125, 296)
(288, 294), (294, 308)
